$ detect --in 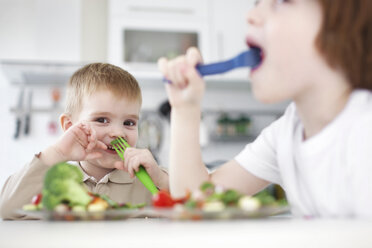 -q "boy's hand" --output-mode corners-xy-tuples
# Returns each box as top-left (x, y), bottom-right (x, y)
(40, 122), (107, 166)
(158, 47), (206, 109)
(114, 148), (169, 190)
